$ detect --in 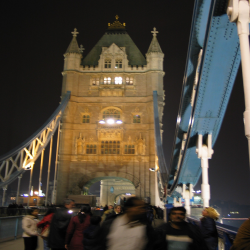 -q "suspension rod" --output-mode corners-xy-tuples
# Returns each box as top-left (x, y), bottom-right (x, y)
(45, 137), (53, 206)
(38, 149), (44, 206)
